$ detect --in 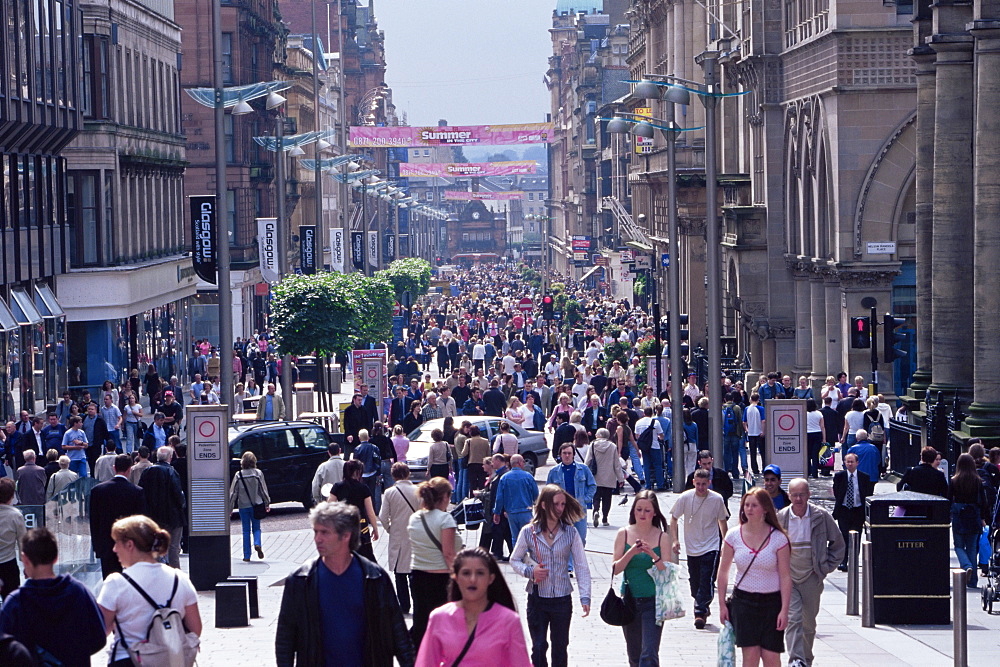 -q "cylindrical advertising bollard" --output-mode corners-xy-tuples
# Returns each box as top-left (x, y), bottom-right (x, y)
(847, 530), (859, 616)
(861, 540), (874, 628)
(953, 569), (967, 667)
